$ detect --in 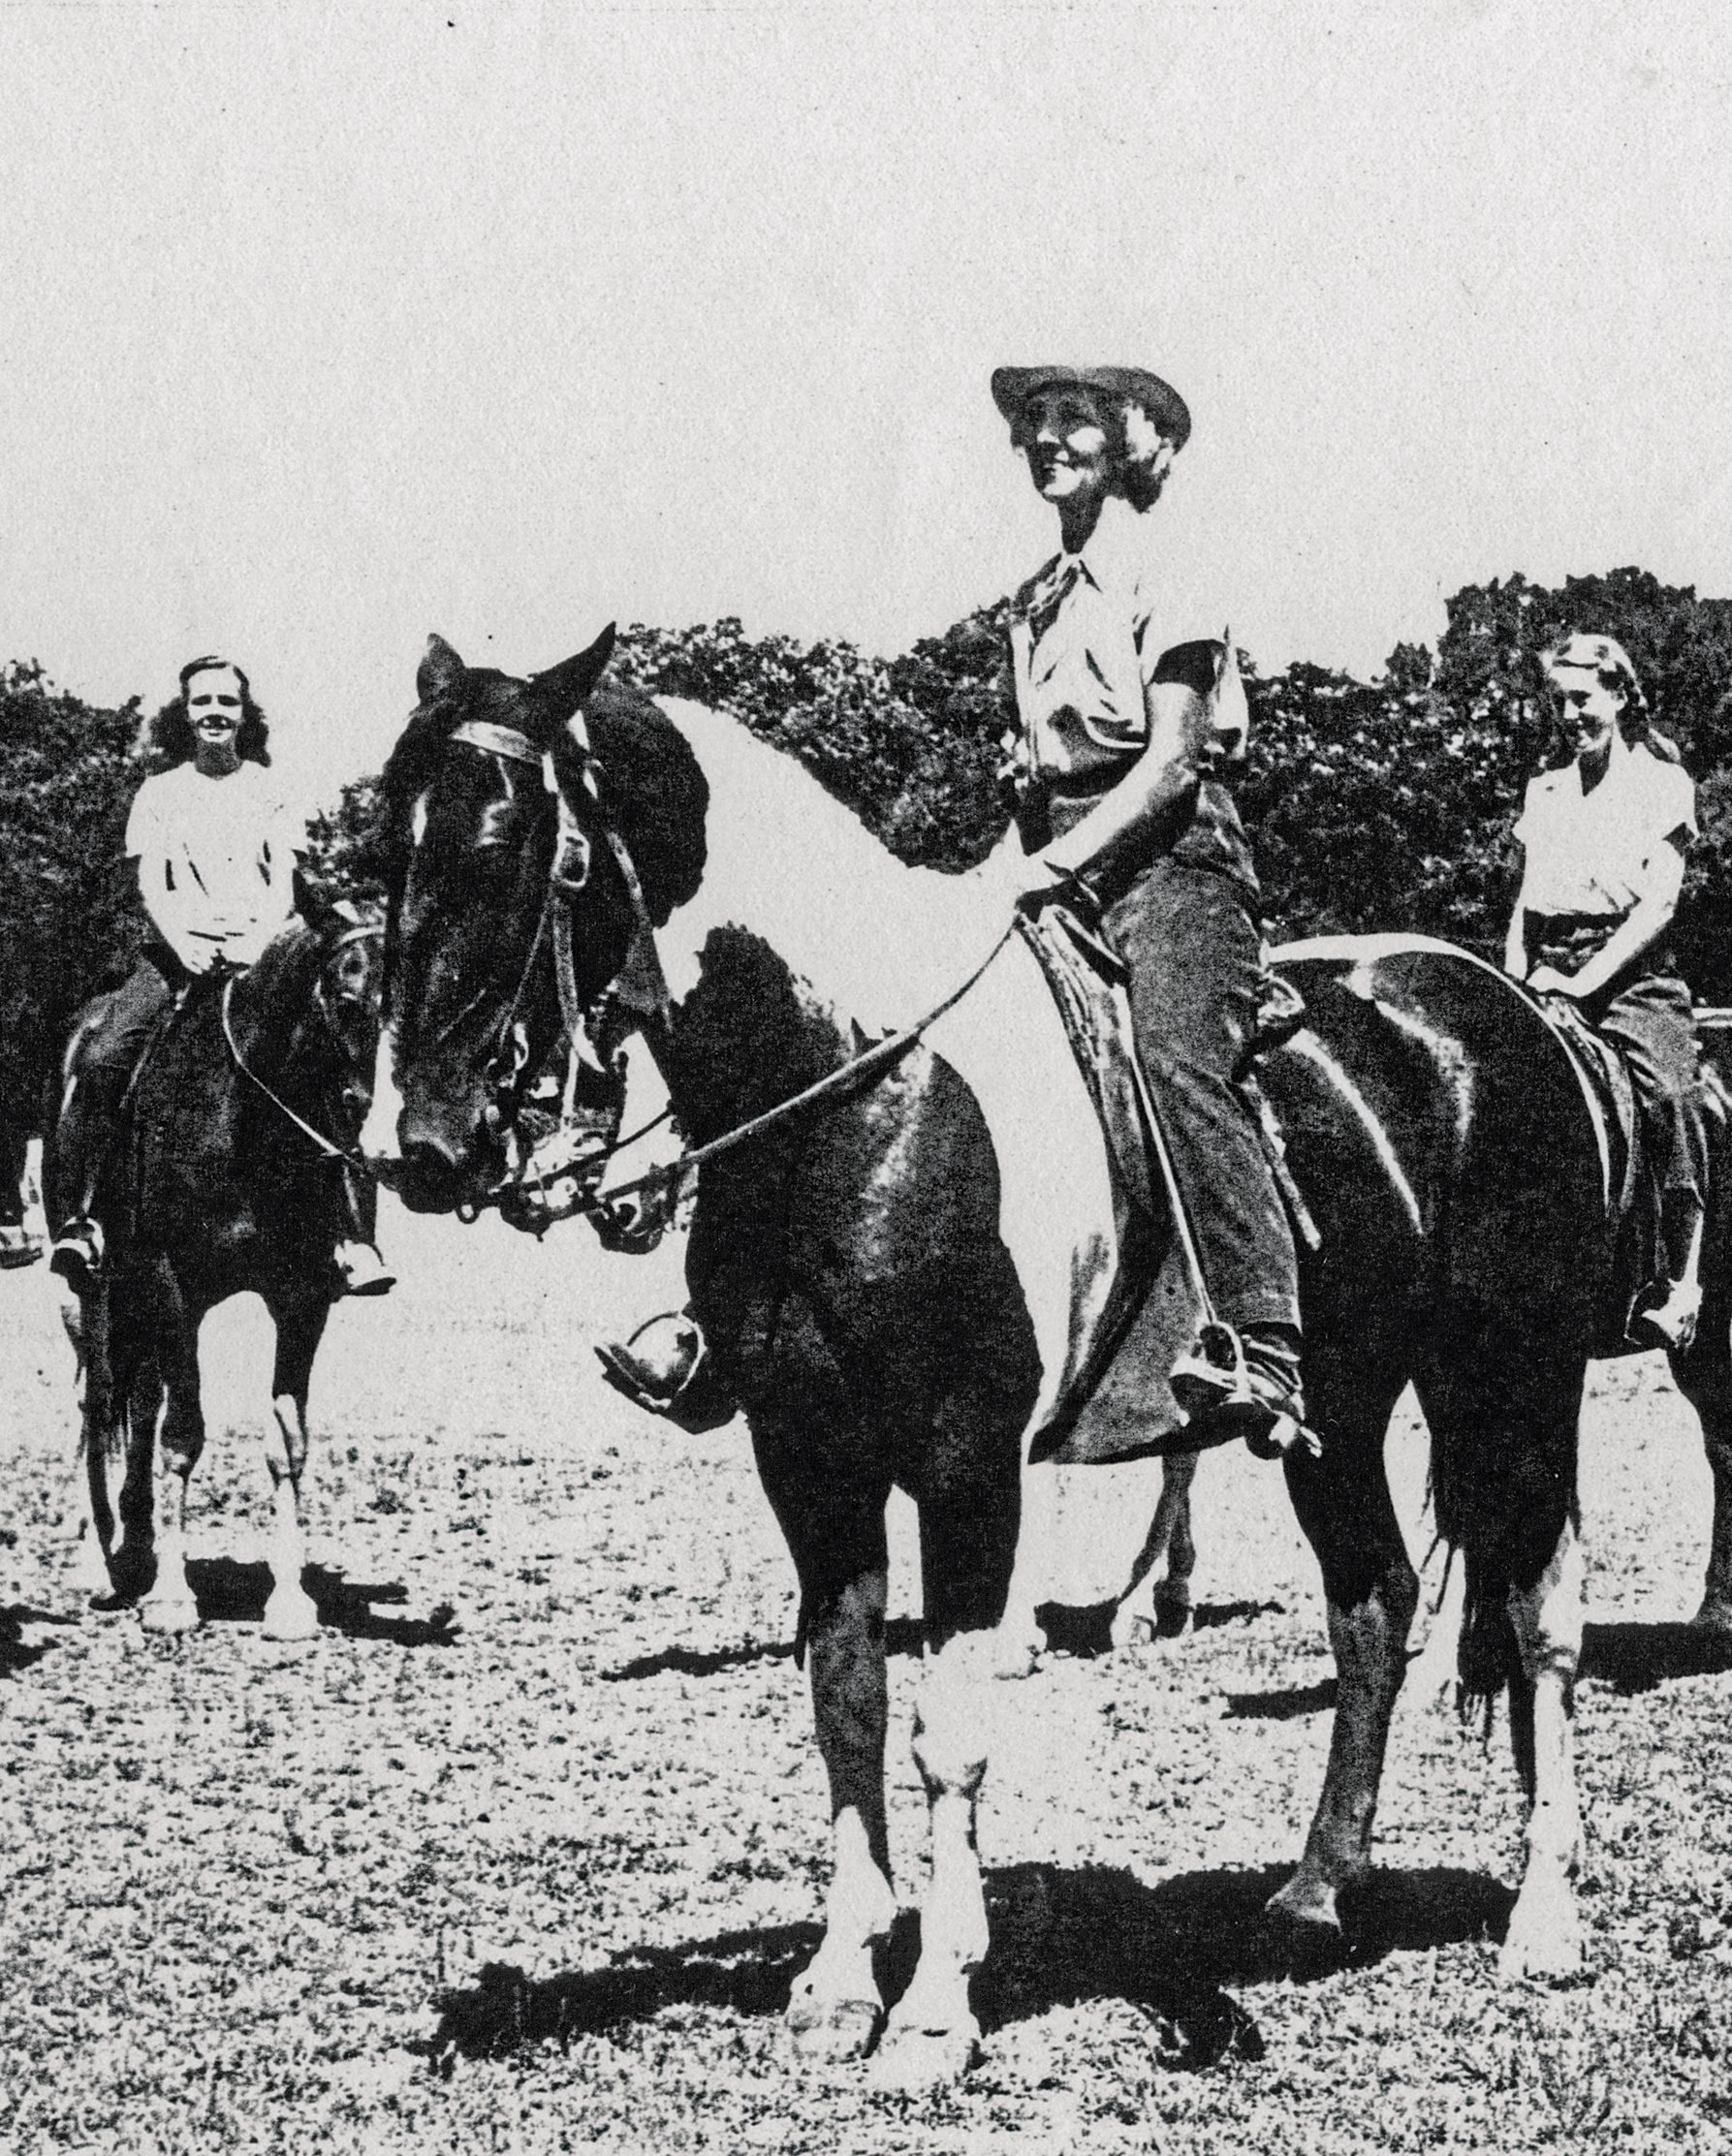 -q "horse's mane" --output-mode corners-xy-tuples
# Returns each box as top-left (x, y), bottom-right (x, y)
(652, 698), (1008, 1036)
